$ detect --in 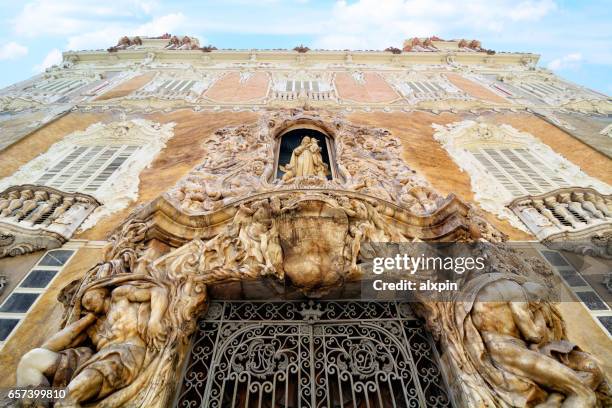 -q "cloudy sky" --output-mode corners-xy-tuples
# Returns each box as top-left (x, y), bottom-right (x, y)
(0, 0), (609, 94)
